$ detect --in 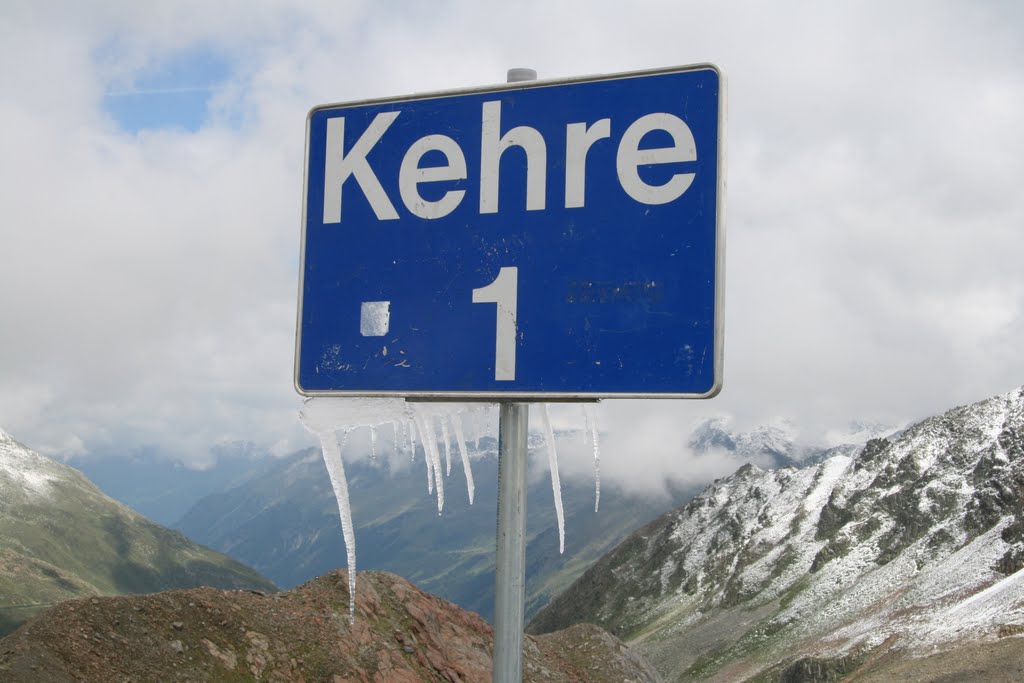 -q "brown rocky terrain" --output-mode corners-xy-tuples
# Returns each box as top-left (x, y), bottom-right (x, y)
(0, 569), (660, 682)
